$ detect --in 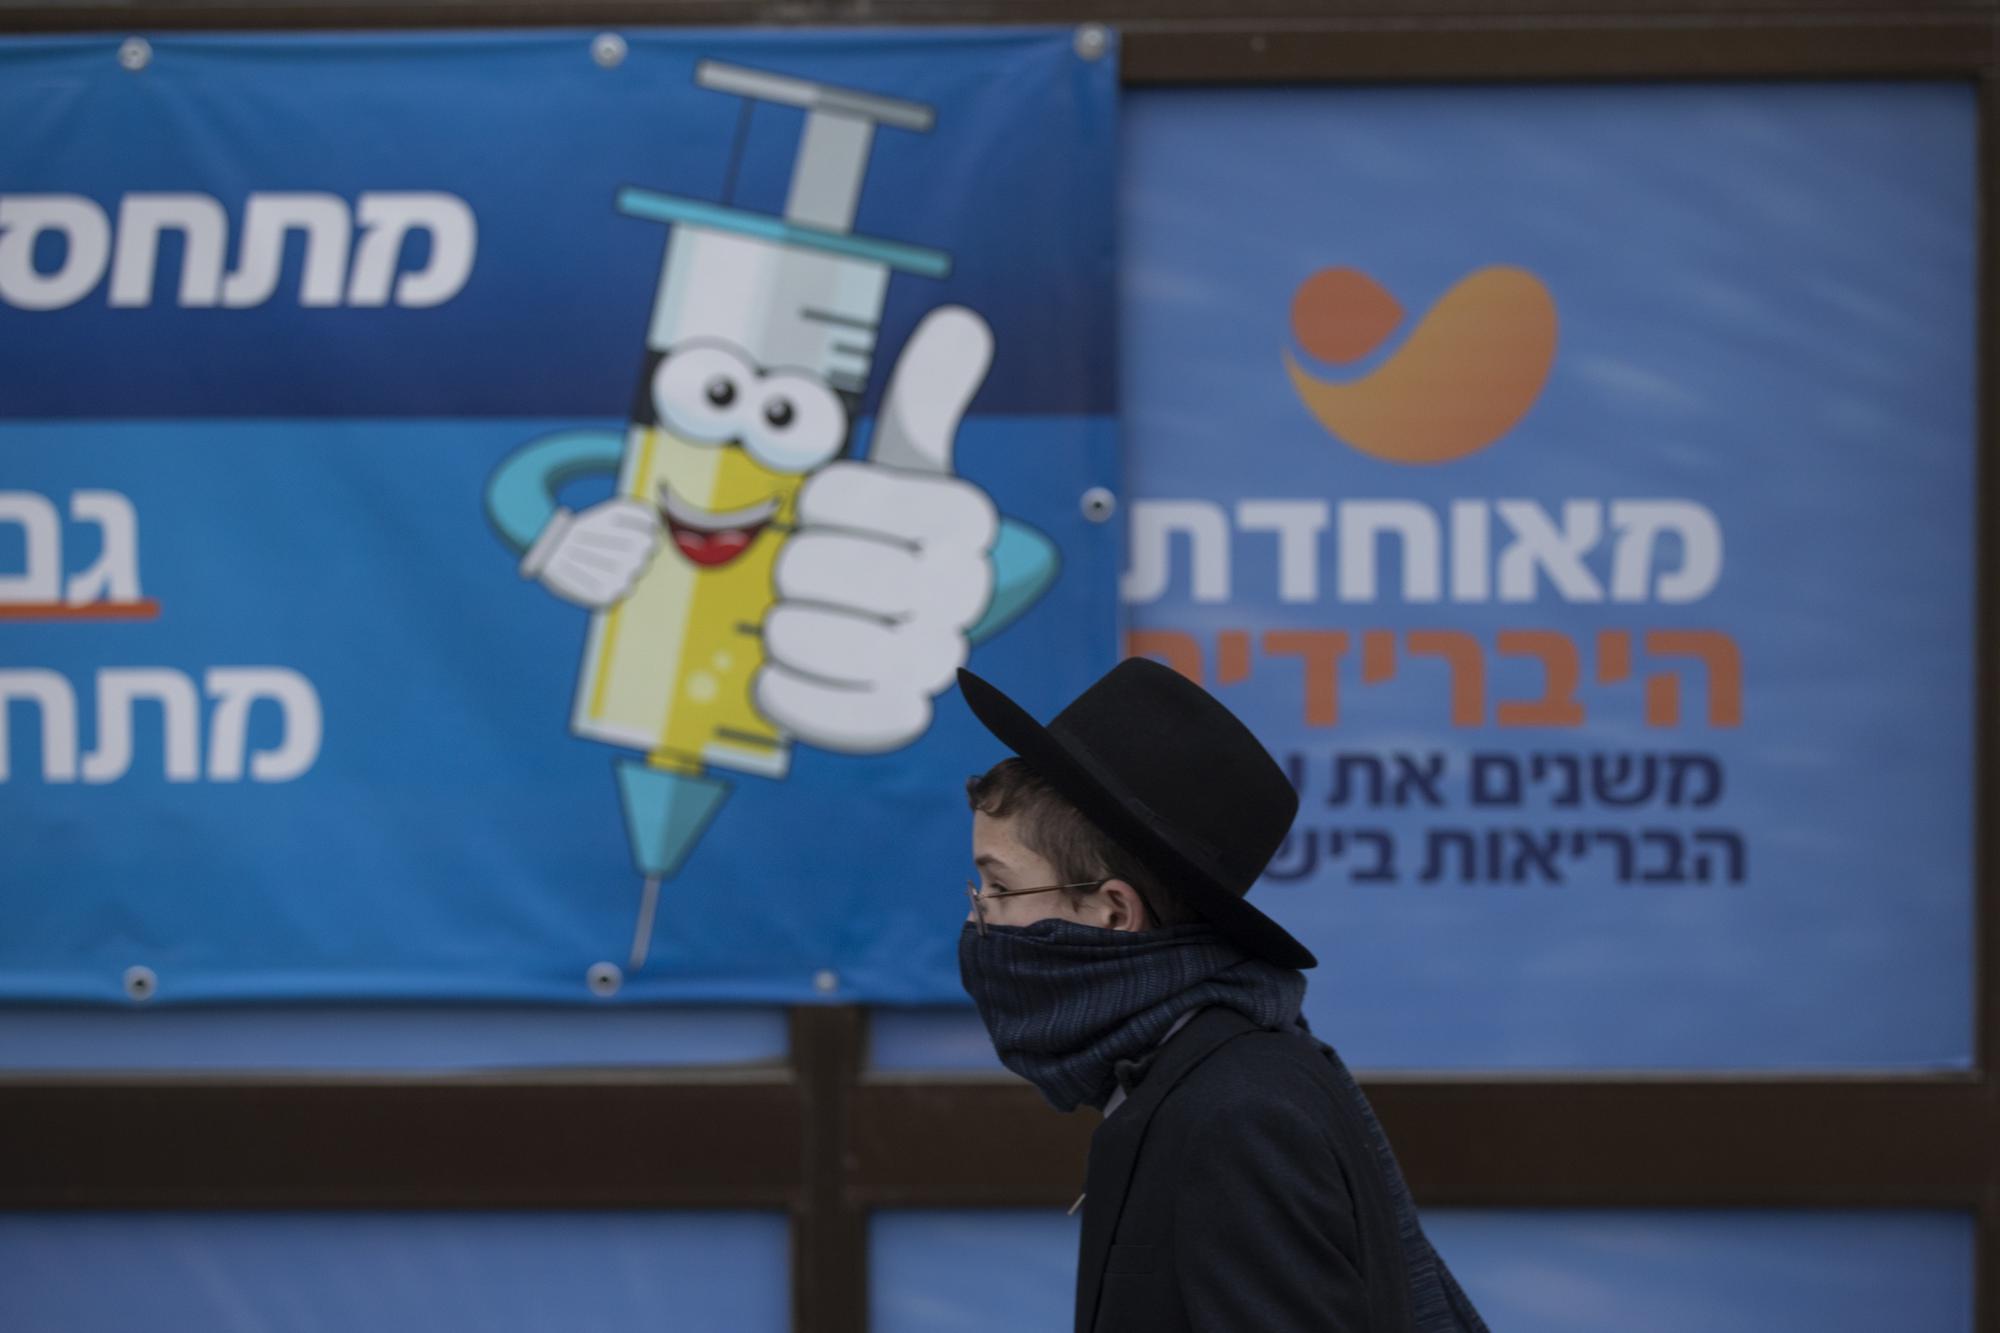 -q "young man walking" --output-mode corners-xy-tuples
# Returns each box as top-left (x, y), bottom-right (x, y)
(955, 658), (1489, 1333)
